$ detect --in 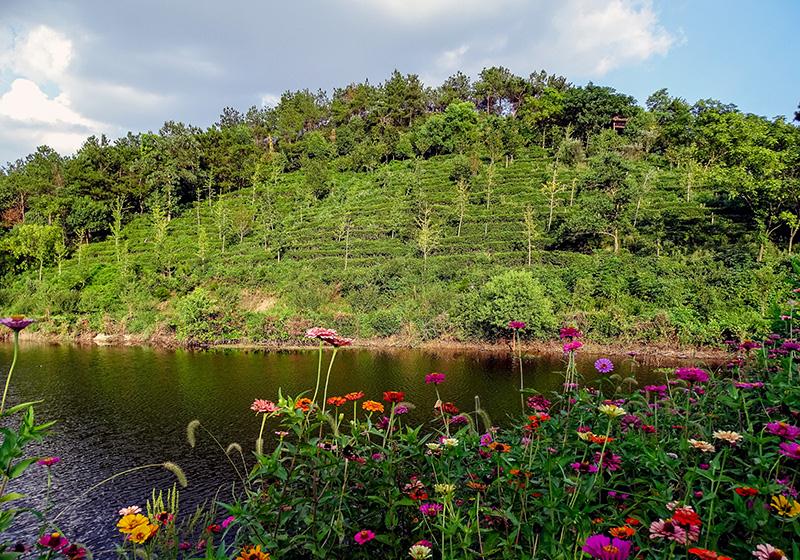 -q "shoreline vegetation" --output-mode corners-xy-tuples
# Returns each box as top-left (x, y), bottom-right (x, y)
(5, 329), (730, 362)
